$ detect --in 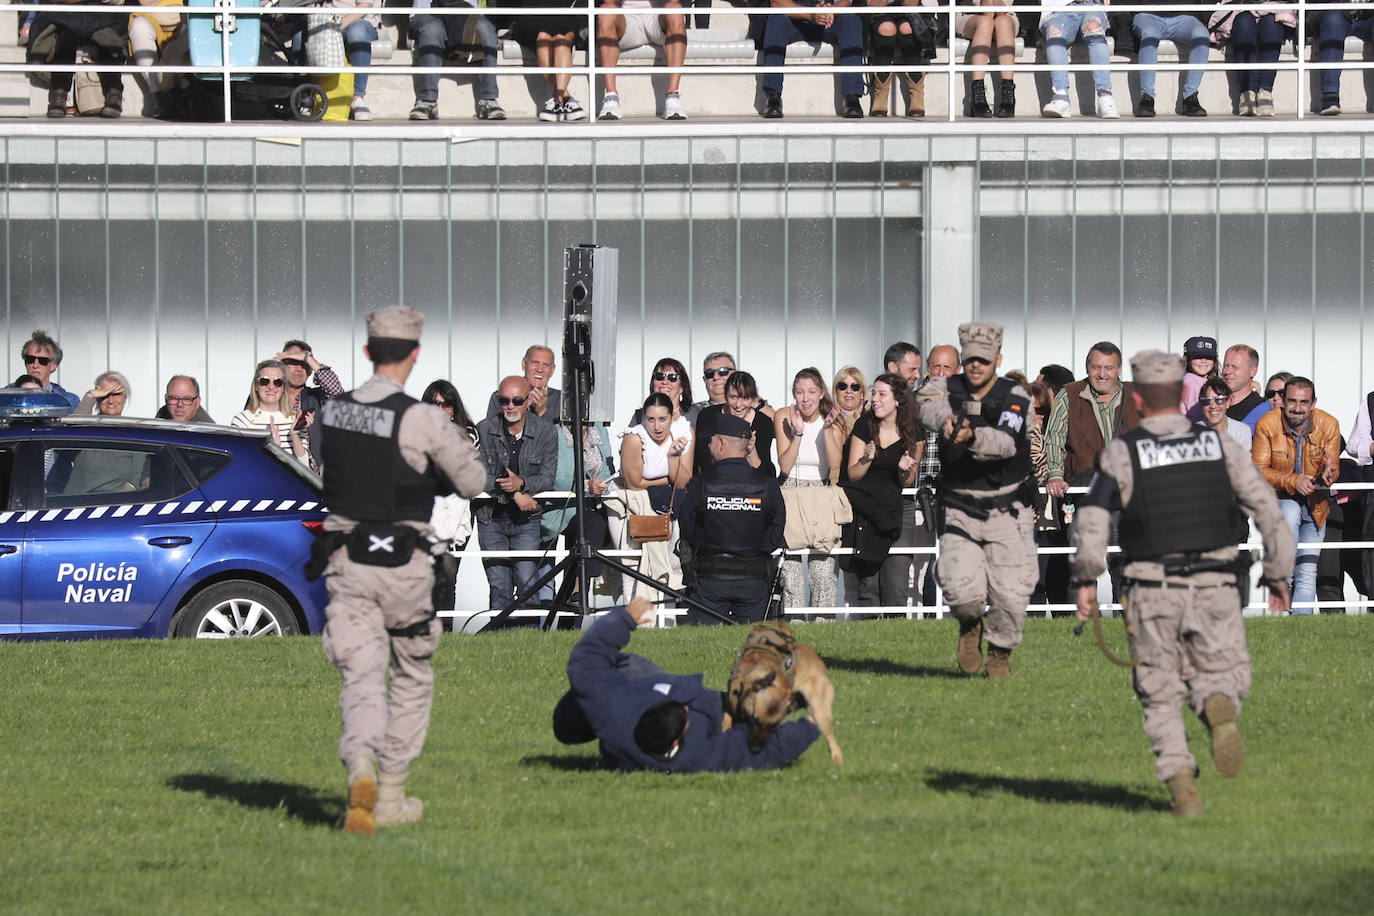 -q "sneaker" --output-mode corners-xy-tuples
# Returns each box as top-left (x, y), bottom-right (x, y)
(476, 97), (506, 121)
(350, 97), (372, 122)
(562, 96), (587, 121)
(841, 94), (864, 118)
(956, 616), (984, 675)
(1041, 92), (1071, 119)
(1096, 91), (1120, 119)
(599, 93), (622, 121)
(1256, 88), (1274, 118)
(1320, 94), (1340, 116)
(409, 99), (438, 121)
(1204, 694), (1245, 778)
(663, 93), (686, 121)
(1166, 769), (1203, 817)
(1135, 93), (1155, 118)
(1238, 89), (1256, 117)
(538, 96), (562, 122)
(1180, 93), (1207, 117)
(762, 92), (783, 119)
